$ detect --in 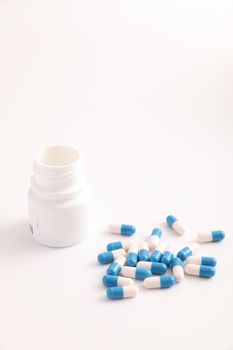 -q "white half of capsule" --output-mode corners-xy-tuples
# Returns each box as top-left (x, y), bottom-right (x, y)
(117, 276), (134, 286)
(115, 255), (126, 267)
(122, 239), (135, 251)
(185, 256), (202, 265)
(120, 266), (136, 278)
(139, 241), (149, 250)
(184, 264), (200, 276)
(137, 261), (152, 269)
(127, 242), (138, 254)
(148, 235), (160, 250)
(172, 220), (186, 235)
(108, 224), (121, 234)
(123, 285), (139, 298)
(172, 265), (184, 283)
(196, 232), (212, 242)
(112, 249), (126, 259)
(143, 277), (161, 289)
